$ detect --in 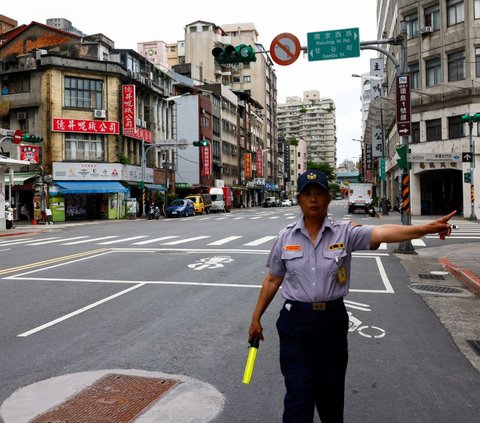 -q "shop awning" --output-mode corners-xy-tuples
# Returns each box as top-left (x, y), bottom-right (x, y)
(145, 183), (167, 192)
(5, 171), (39, 186)
(56, 181), (128, 194)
